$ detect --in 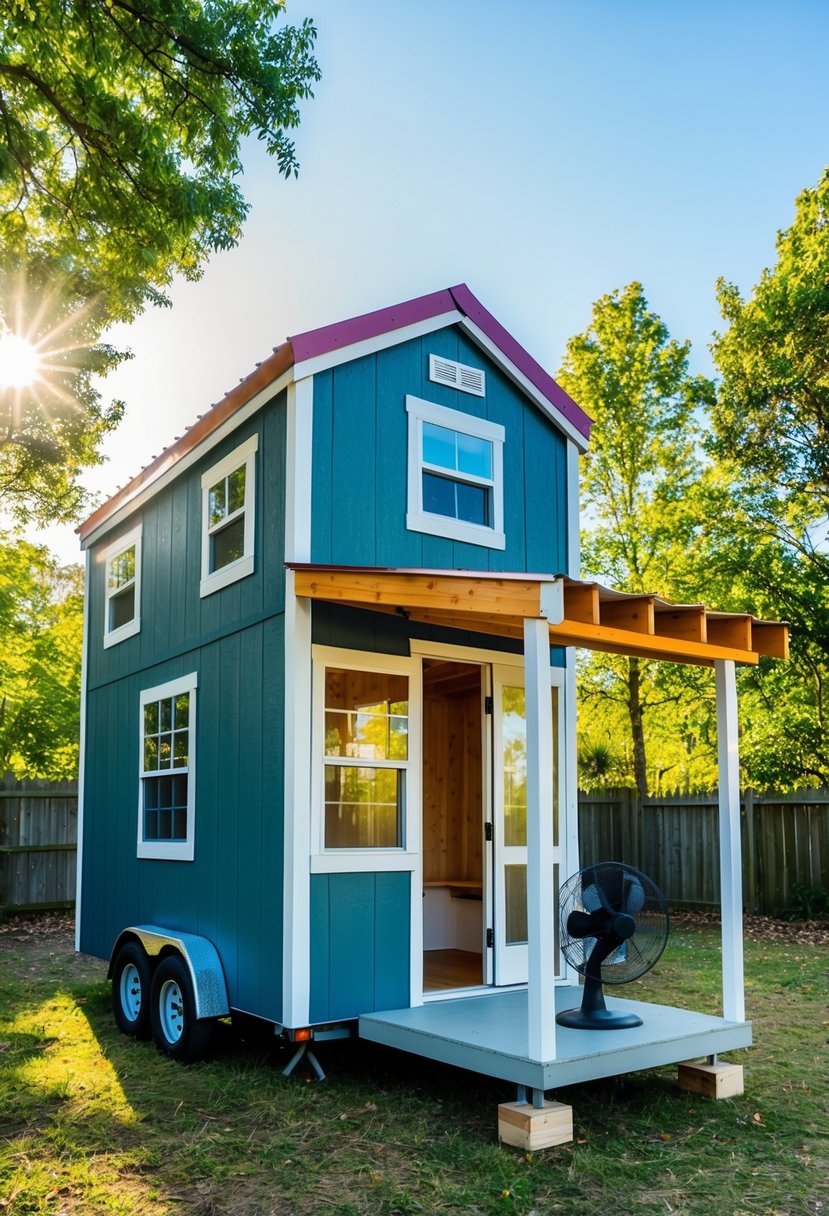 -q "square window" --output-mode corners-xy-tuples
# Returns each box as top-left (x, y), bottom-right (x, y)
(137, 674), (197, 861)
(102, 525), (142, 647)
(406, 397), (505, 549)
(200, 434), (258, 597)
